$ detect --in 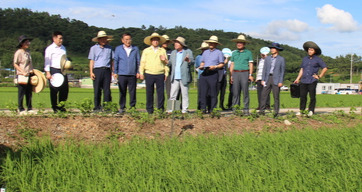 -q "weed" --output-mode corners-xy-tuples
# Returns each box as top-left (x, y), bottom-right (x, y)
(5, 101), (17, 115)
(76, 98), (93, 115)
(210, 108), (222, 119)
(103, 102), (119, 115)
